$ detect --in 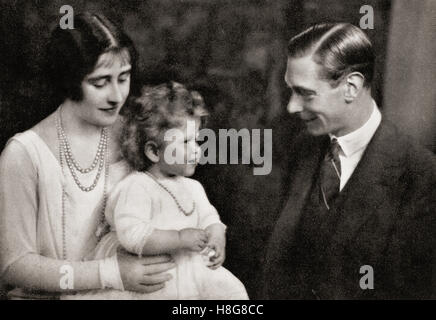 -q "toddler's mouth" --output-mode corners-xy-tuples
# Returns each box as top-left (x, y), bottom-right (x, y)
(187, 159), (198, 165)
(187, 156), (200, 165)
